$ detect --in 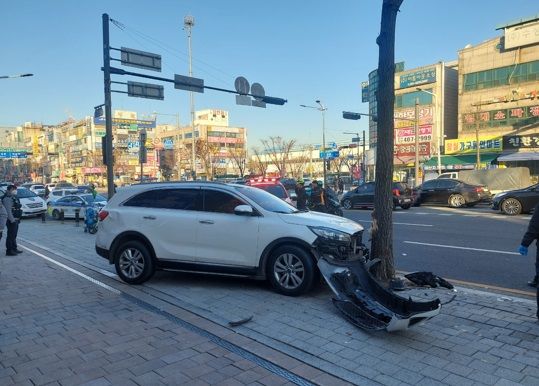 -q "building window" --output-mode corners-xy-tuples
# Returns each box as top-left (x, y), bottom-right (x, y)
(395, 89), (433, 108)
(464, 60), (539, 91)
